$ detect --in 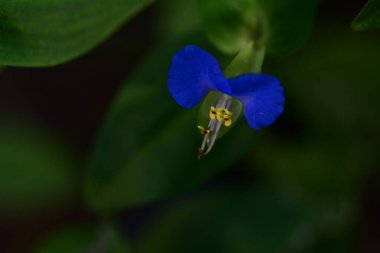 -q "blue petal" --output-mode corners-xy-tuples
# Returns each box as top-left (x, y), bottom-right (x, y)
(167, 45), (230, 108)
(228, 73), (285, 130)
